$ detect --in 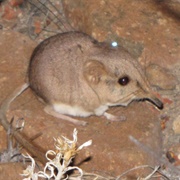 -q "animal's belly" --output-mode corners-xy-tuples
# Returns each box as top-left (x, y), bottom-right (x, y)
(52, 103), (93, 117)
